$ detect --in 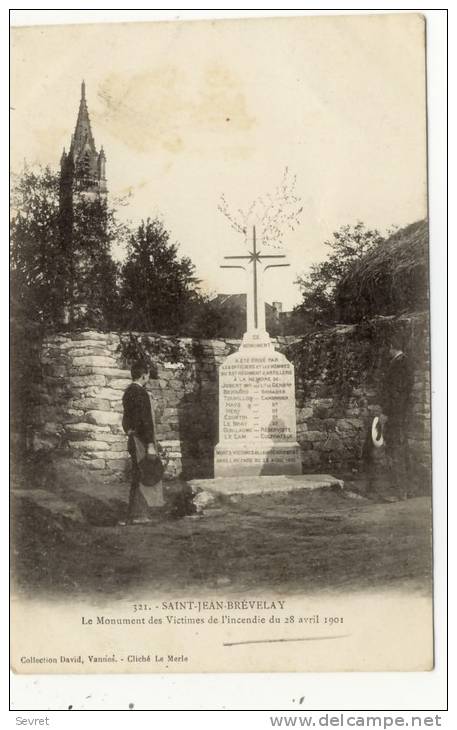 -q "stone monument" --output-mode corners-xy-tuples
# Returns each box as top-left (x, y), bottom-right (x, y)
(214, 226), (302, 477)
